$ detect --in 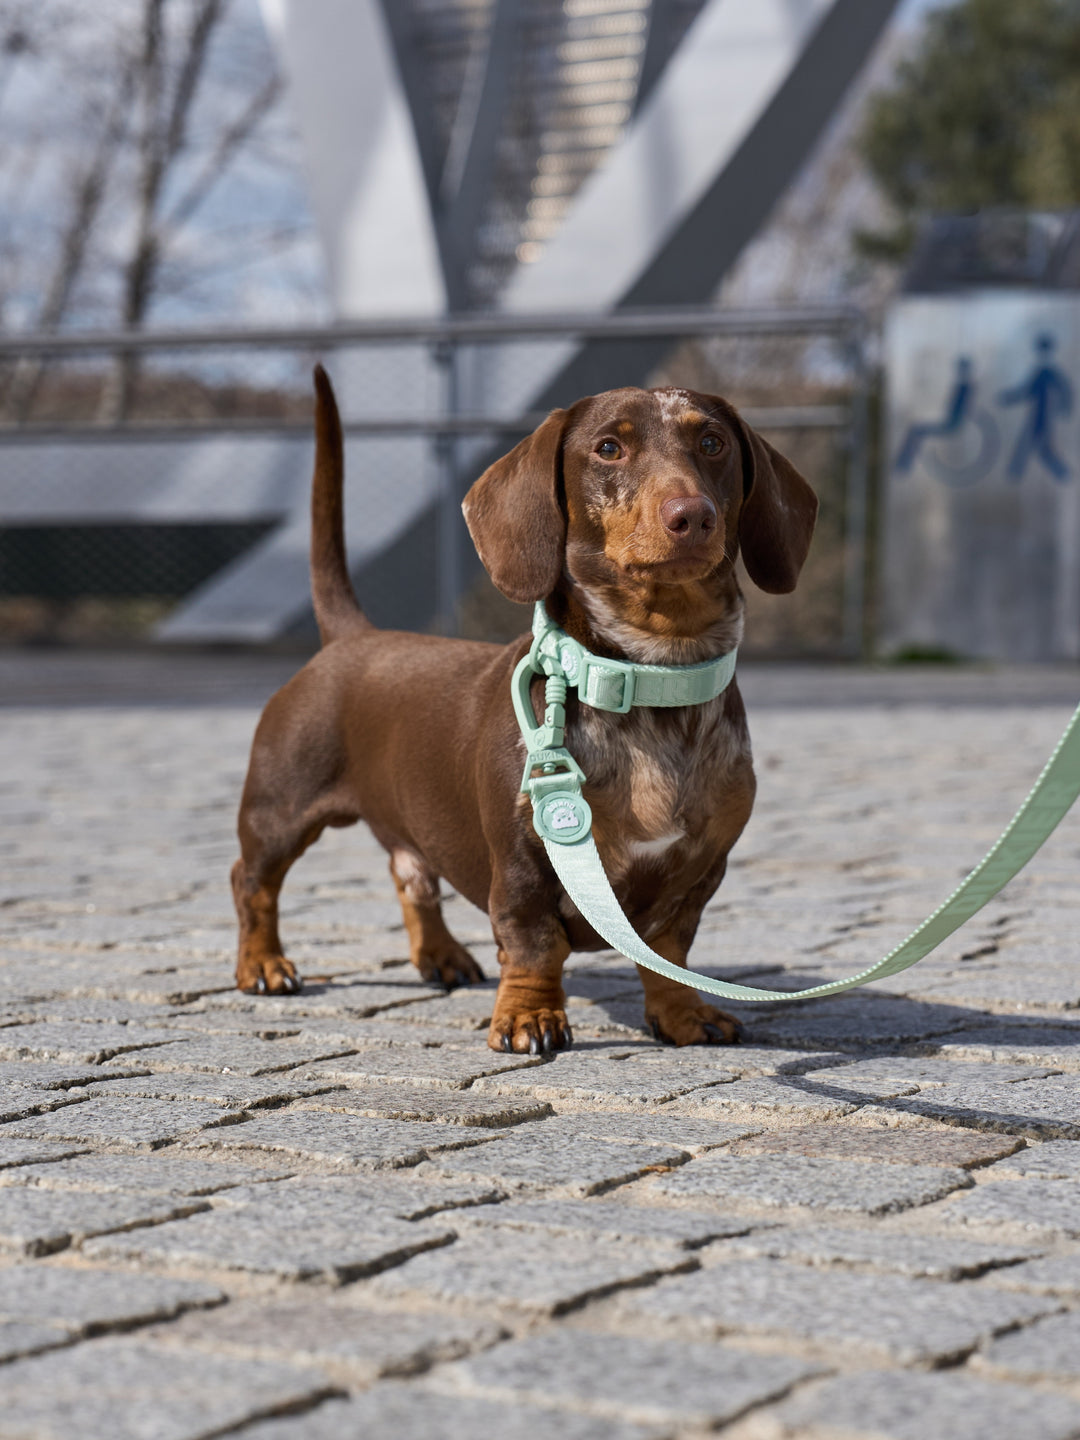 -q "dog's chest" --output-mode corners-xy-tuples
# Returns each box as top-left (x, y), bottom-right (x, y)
(569, 697), (751, 888)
